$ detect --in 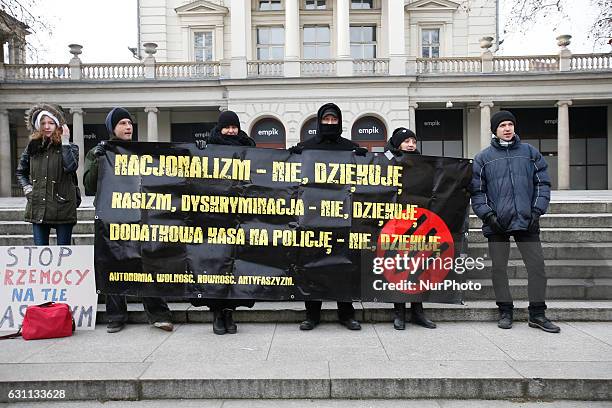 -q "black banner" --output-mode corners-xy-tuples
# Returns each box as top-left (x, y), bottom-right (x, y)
(94, 142), (472, 303)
